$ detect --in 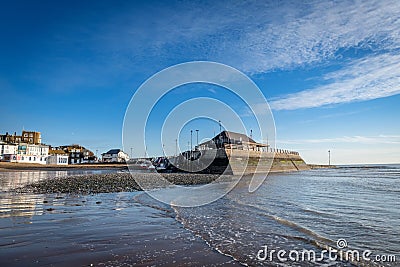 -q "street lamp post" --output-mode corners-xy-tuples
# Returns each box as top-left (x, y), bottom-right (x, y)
(190, 130), (193, 169)
(328, 150), (331, 166)
(190, 130), (193, 151)
(196, 129), (199, 148)
(188, 141), (191, 171)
